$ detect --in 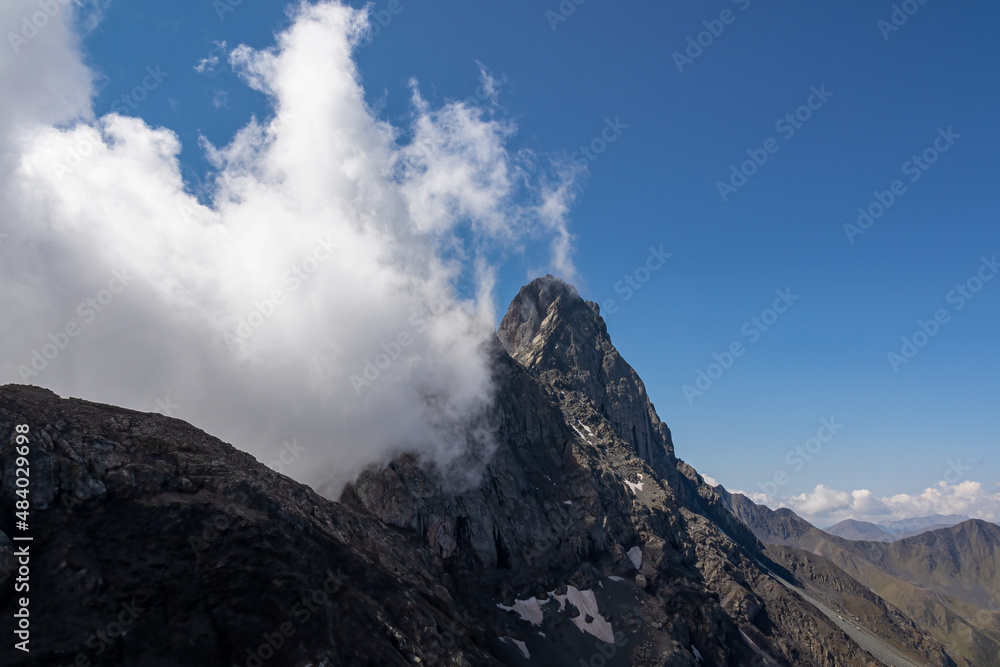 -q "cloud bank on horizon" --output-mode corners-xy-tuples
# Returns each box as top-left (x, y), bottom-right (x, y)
(0, 0), (580, 494)
(737, 479), (1000, 527)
